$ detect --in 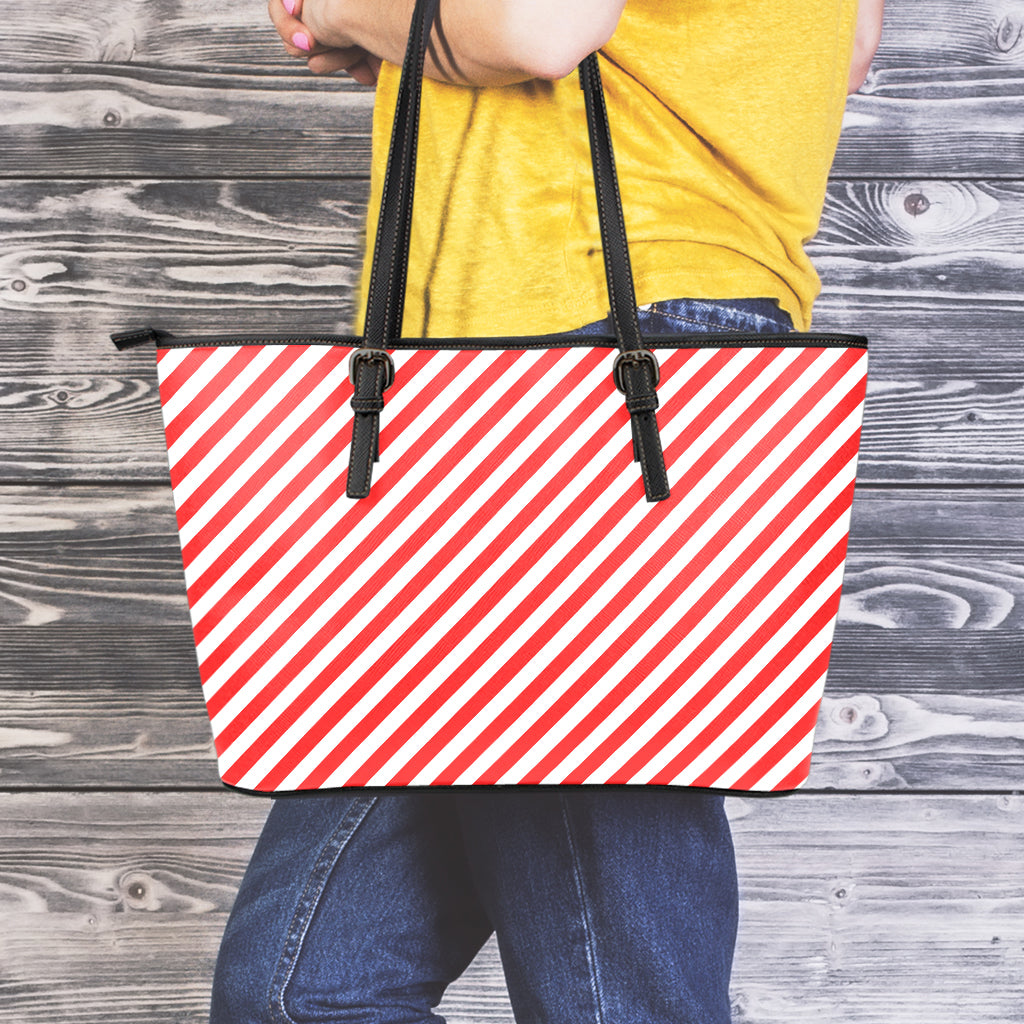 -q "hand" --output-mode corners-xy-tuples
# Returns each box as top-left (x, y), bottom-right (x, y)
(268, 0), (382, 85)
